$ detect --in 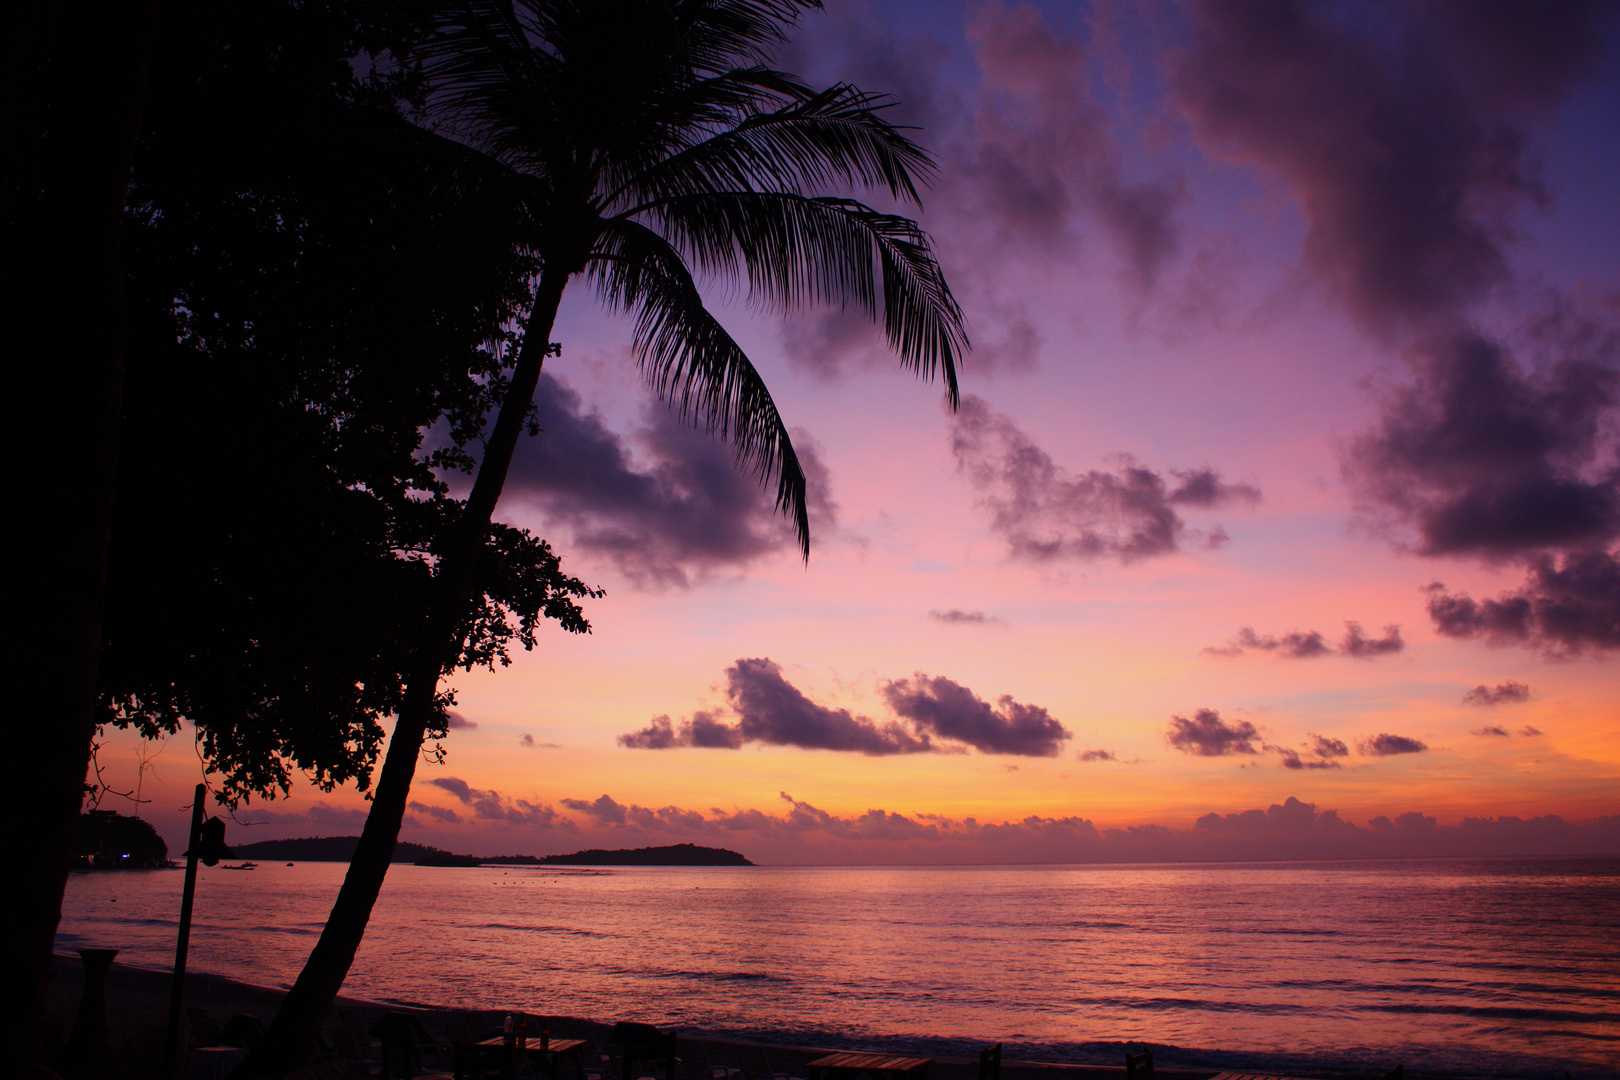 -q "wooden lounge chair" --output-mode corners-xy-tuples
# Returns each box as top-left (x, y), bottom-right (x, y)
(1125, 1048), (1153, 1080)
